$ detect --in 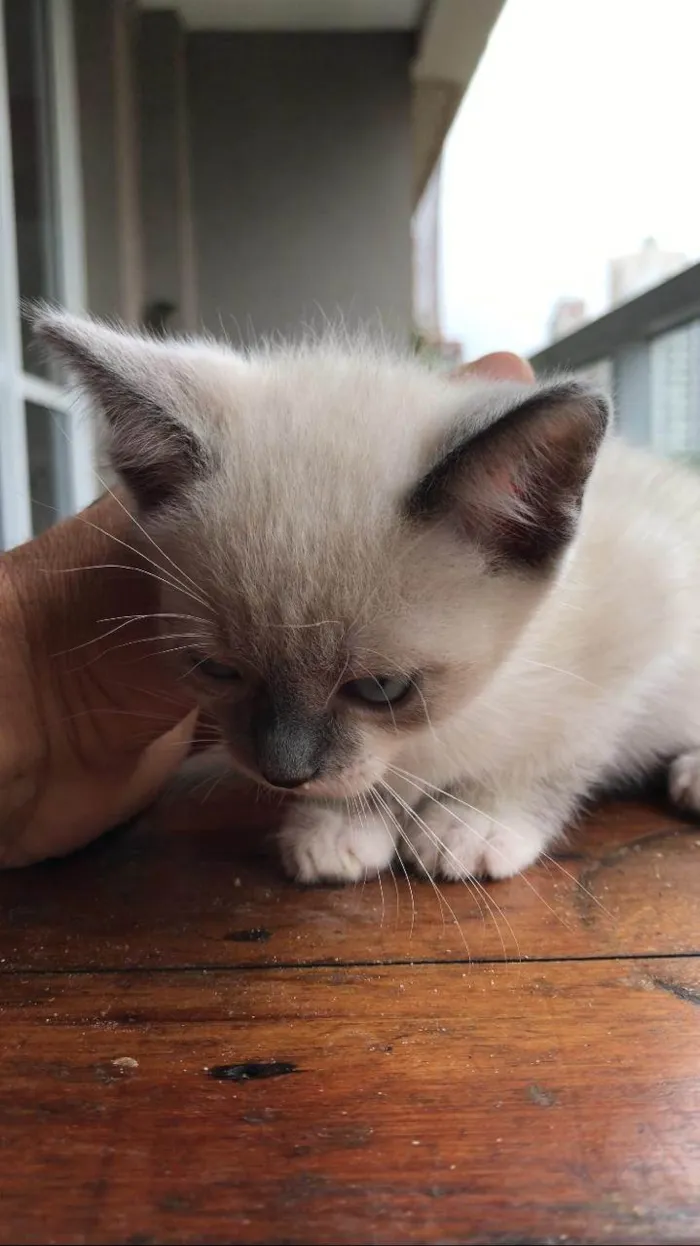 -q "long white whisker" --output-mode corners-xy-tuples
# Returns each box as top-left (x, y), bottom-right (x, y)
(354, 792), (386, 928)
(59, 706), (192, 725)
(139, 642), (205, 664)
(362, 789), (398, 925)
(98, 611), (210, 626)
(43, 561), (211, 608)
(368, 789), (416, 938)
(379, 780), (483, 962)
(384, 777), (519, 964)
(519, 657), (602, 690)
(349, 795), (370, 913)
(79, 514), (213, 610)
(55, 615), (143, 656)
(533, 848), (612, 917)
(387, 766), (574, 935)
(389, 763), (610, 920)
(89, 471), (214, 605)
(70, 630), (206, 669)
(49, 413), (211, 607)
(57, 612), (210, 657)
